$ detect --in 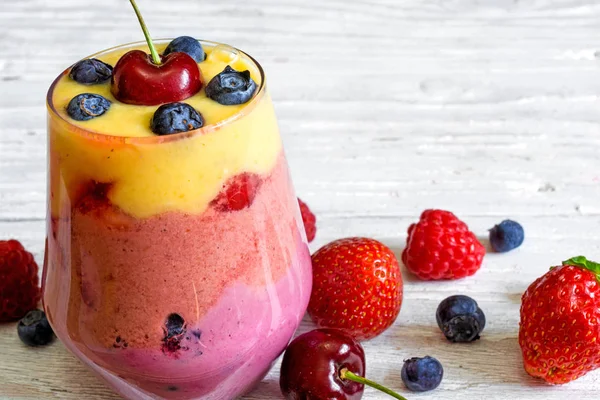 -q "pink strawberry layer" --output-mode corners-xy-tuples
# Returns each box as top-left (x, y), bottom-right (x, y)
(44, 154), (313, 399)
(64, 242), (311, 399)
